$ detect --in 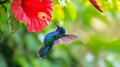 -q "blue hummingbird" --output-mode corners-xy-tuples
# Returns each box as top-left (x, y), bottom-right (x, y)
(38, 20), (78, 58)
